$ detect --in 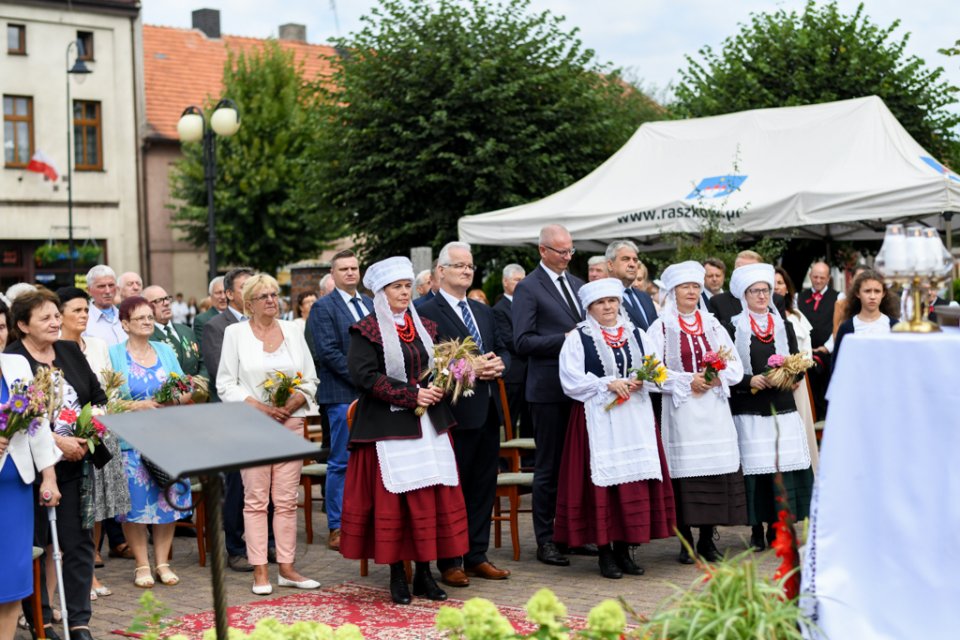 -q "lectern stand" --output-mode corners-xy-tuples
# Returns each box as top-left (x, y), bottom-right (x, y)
(99, 403), (318, 640)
